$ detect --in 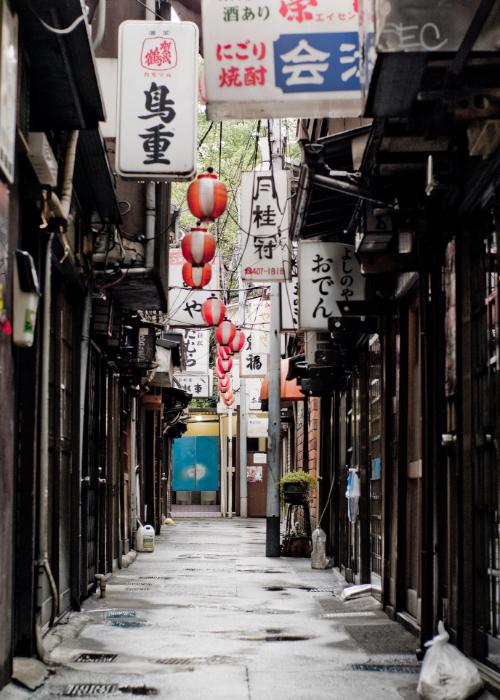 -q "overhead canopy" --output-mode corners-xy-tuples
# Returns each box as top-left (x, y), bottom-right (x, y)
(260, 359), (304, 403)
